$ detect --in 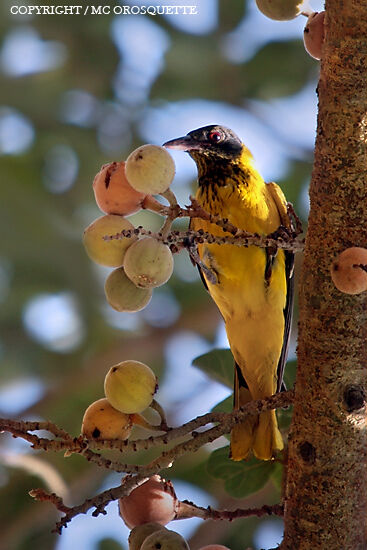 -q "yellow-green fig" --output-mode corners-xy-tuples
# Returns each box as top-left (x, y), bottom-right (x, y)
(124, 237), (174, 289)
(104, 267), (153, 312)
(104, 360), (158, 414)
(256, 0), (305, 20)
(125, 145), (175, 195)
(141, 530), (189, 550)
(83, 214), (136, 267)
(129, 523), (168, 550)
(81, 398), (133, 440)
